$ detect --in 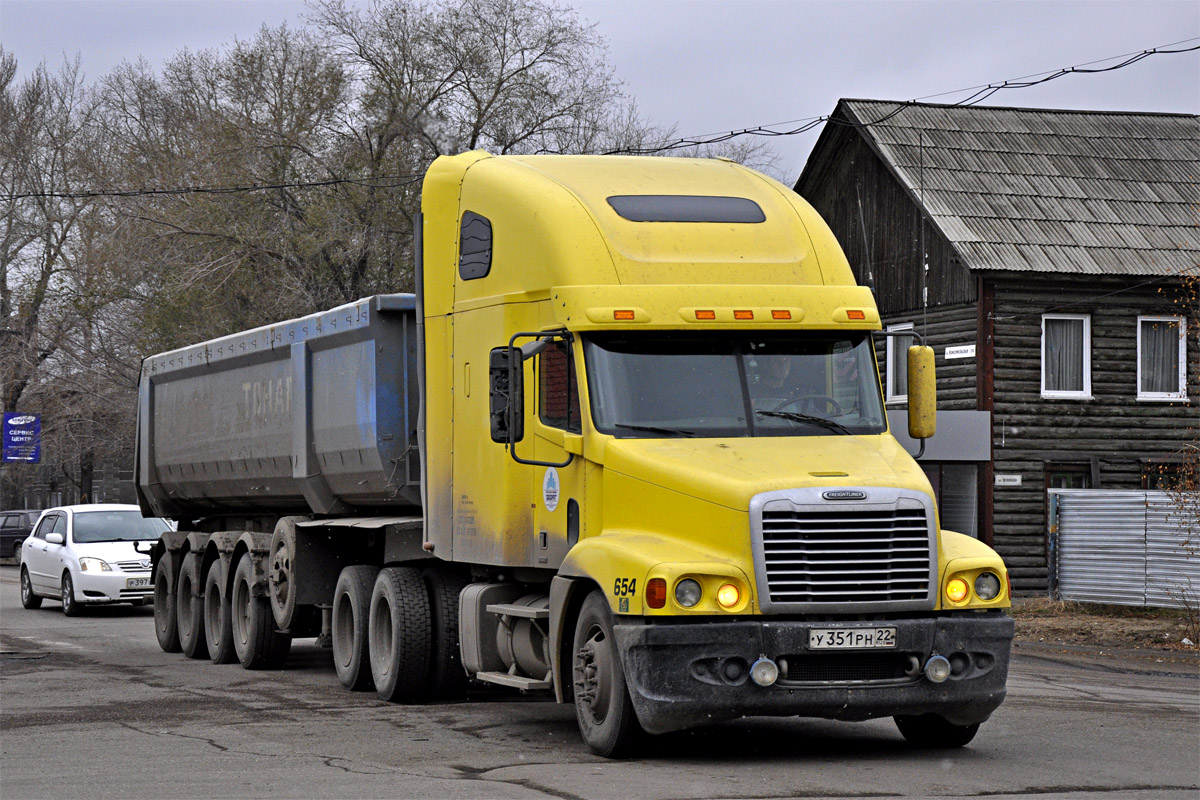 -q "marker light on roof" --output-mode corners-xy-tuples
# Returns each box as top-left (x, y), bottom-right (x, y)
(695, 310), (716, 320)
(847, 310), (866, 320)
(771, 310), (791, 320)
(613, 310), (635, 321)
